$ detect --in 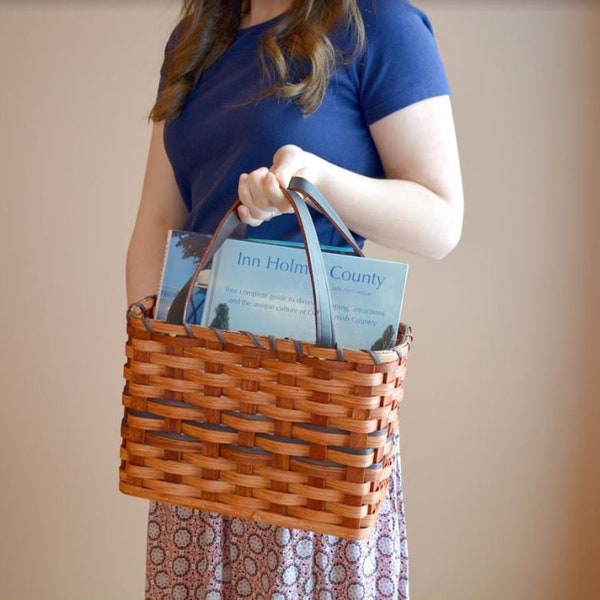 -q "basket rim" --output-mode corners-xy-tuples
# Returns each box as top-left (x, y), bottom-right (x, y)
(127, 295), (411, 365)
